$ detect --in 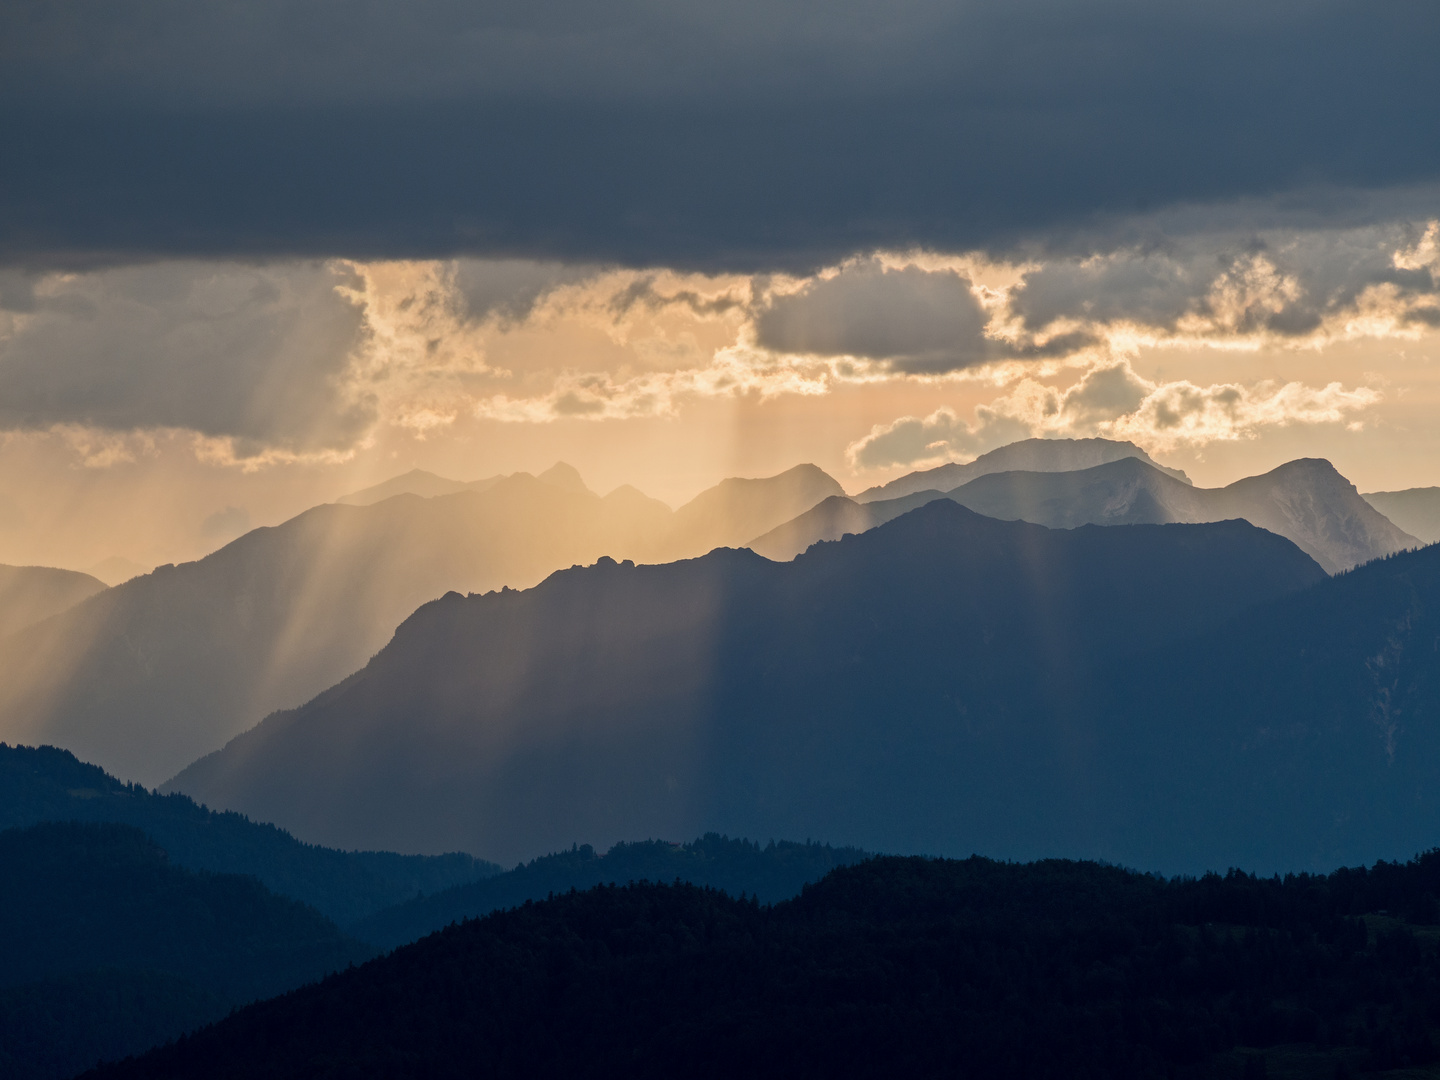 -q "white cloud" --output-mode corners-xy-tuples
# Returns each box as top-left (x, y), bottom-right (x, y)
(847, 360), (1383, 469)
